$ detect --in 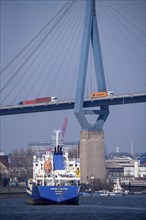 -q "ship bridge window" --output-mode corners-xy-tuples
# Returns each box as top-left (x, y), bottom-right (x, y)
(35, 164), (38, 166)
